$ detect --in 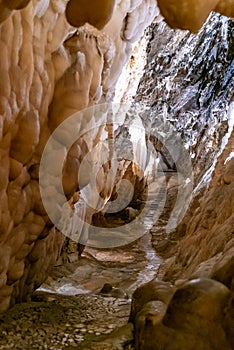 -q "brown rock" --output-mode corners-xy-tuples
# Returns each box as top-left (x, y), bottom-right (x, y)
(7, 260), (25, 283)
(211, 247), (234, 288)
(134, 300), (166, 350)
(3, 0), (31, 10)
(129, 279), (174, 322)
(0, 3), (11, 23)
(223, 291), (234, 349)
(157, 0), (219, 32)
(135, 278), (232, 350)
(163, 278), (230, 326)
(65, 0), (115, 29)
(215, 0), (234, 17)
(10, 111), (40, 165)
(9, 158), (23, 181)
(222, 159), (234, 185)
